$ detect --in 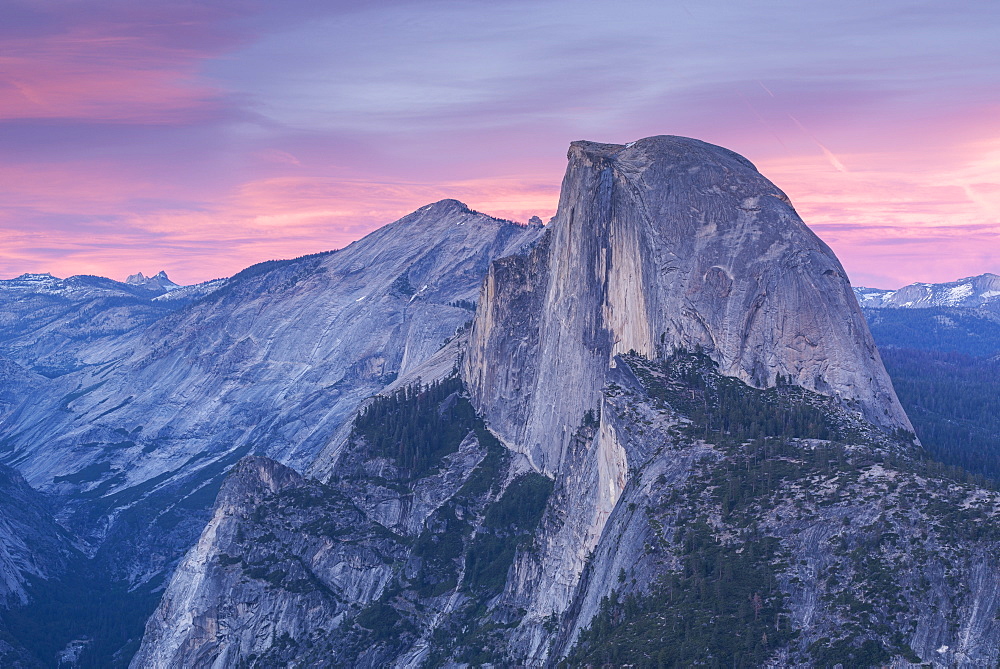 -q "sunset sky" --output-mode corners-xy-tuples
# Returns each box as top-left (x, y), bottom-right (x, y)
(1, 0), (997, 288)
